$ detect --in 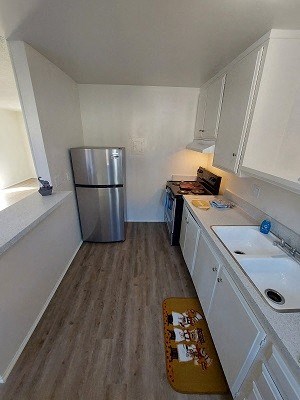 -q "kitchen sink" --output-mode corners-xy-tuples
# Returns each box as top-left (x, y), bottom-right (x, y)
(211, 225), (300, 312)
(211, 225), (283, 257)
(239, 257), (300, 312)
